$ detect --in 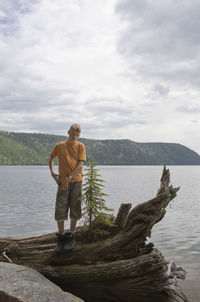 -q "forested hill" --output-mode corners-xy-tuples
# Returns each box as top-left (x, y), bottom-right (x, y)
(0, 130), (200, 165)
